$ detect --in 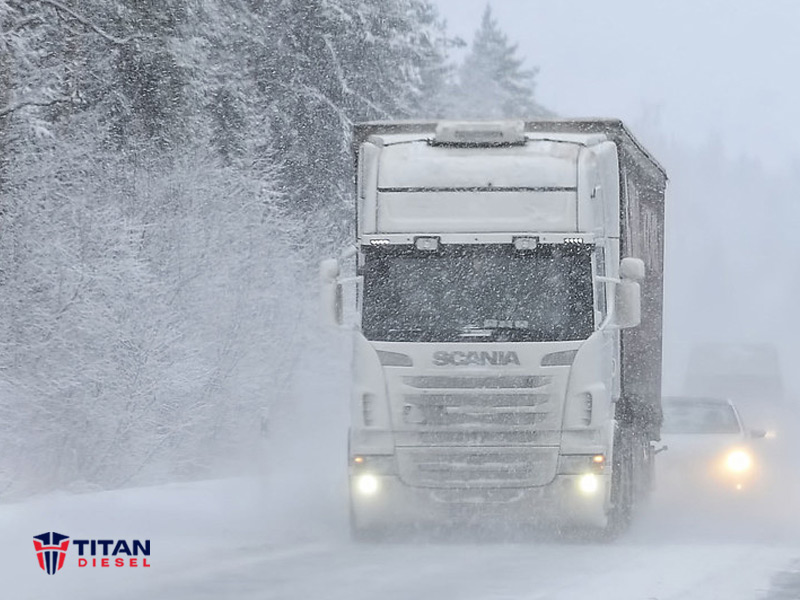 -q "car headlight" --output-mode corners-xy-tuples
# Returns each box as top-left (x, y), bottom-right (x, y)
(725, 450), (753, 473)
